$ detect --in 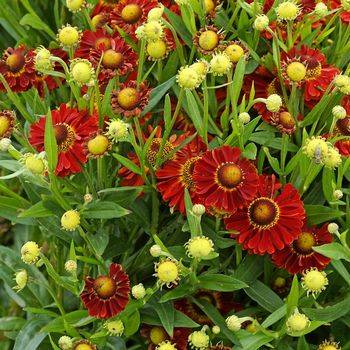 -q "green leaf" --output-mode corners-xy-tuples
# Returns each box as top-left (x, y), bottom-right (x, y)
(0, 317), (26, 331)
(123, 310), (140, 337)
(302, 294), (350, 322)
(197, 274), (248, 292)
(331, 260), (350, 285)
(18, 201), (52, 218)
(297, 336), (310, 350)
(82, 201), (130, 219)
(160, 284), (193, 303)
(286, 275), (299, 316)
(234, 255), (264, 284)
(313, 243), (350, 262)
(154, 302), (175, 337)
(44, 109), (58, 173)
(19, 13), (55, 38)
(242, 142), (257, 160)
(244, 280), (284, 312)
(305, 205), (345, 225)
(114, 153), (142, 175)
(261, 305), (287, 328)
(185, 90), (204, 138)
